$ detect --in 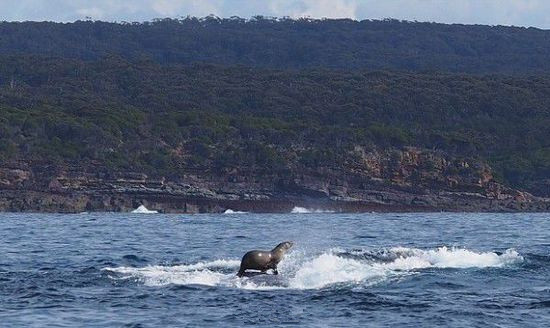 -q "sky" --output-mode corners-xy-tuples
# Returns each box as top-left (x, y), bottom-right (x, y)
(0, 0), (549, 29)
